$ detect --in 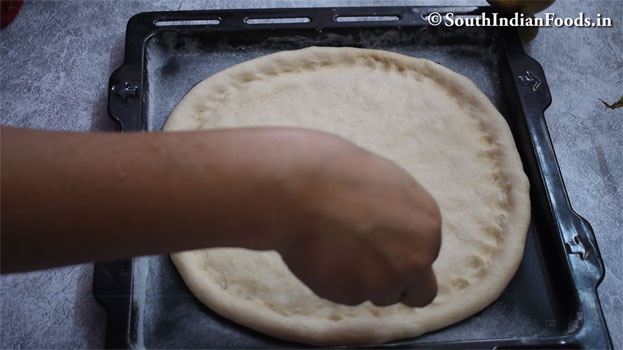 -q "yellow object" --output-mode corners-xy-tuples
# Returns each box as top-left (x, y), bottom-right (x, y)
(486, 0), (555, 14)
(487, 0), (555, 42)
